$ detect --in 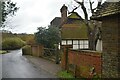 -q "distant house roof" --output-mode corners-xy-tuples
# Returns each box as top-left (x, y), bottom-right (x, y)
(50, 17), (61, 27)
(50, 12), (84, 28)
(68, 12), (83, 19)
(91, 2), (120, 19)
(65, 12), (83, 24)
